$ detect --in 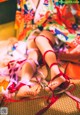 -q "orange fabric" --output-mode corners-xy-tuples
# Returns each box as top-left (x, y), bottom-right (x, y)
(58, 5), (75, 28)
(67, 36), (80, 48)
(18, 27), (32, 40)
(0, 80), (9, 90)
(0, 0), (7, 2)
(65, 63), (80, 79)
